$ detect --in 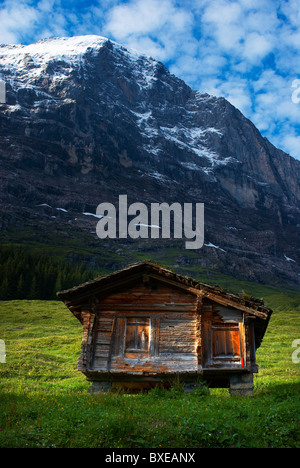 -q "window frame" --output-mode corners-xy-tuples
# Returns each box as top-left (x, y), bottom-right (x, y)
(124, 317), (151, 358)
(208, 322), (244, 367)
(211, 324), (241, 361)
(111, 315), (160, 361)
